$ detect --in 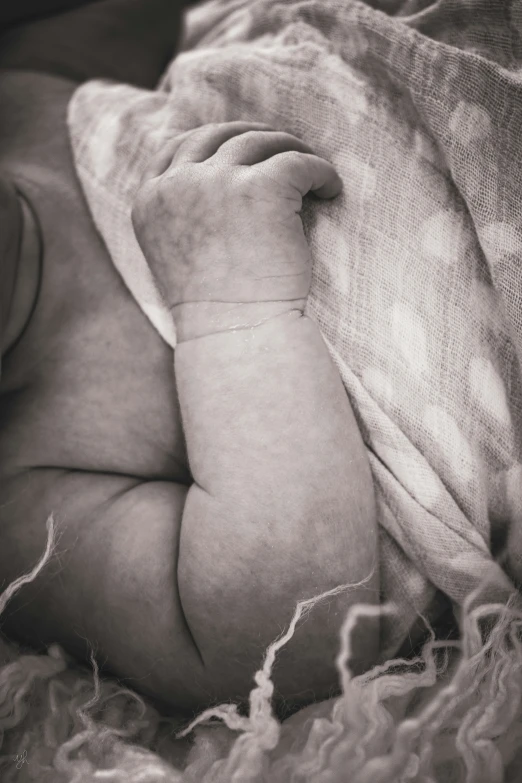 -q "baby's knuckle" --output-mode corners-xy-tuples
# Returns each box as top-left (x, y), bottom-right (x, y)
(284, 149), (304, 163)
(234, 129), (265, 146)
(232, 165), (260, 189)
(155, 168), (190, 203)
